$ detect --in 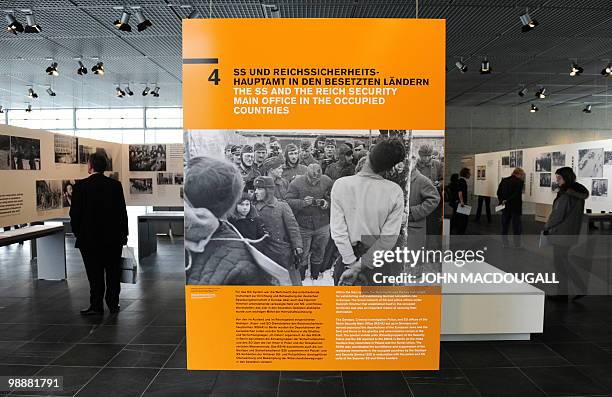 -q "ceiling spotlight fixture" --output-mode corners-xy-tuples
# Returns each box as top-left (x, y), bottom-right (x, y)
(24, 13), (41, 33)
(520, 11), (538, 32)
(125, 85), (134, 96)
(114, 11), (132, 32)
(455, 59), (468, 73)
(116, 86), (126, 98)
(518, 87), (528, 97)
(479, 58), (491, 74)
(583, 104), (592, 113)
(569, 63), (583, 77)
(187, 9), (201, 19)
(46, 87), (56, 97)
(6, 14), (24, 35)
(27, 87), (38, 99)
(45, 62), (59, 76)
(530, 104), (539, 113)
(601, 63), (612, 76)
(151, 86), (160, 97)
(535, 87), (546, 99)
(142, 86), (150, 96)
(134, 10), (152, 32)
(76, 61), (88, 75)
(25, 104), (32, 112)
(91, 62), (104, 76)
